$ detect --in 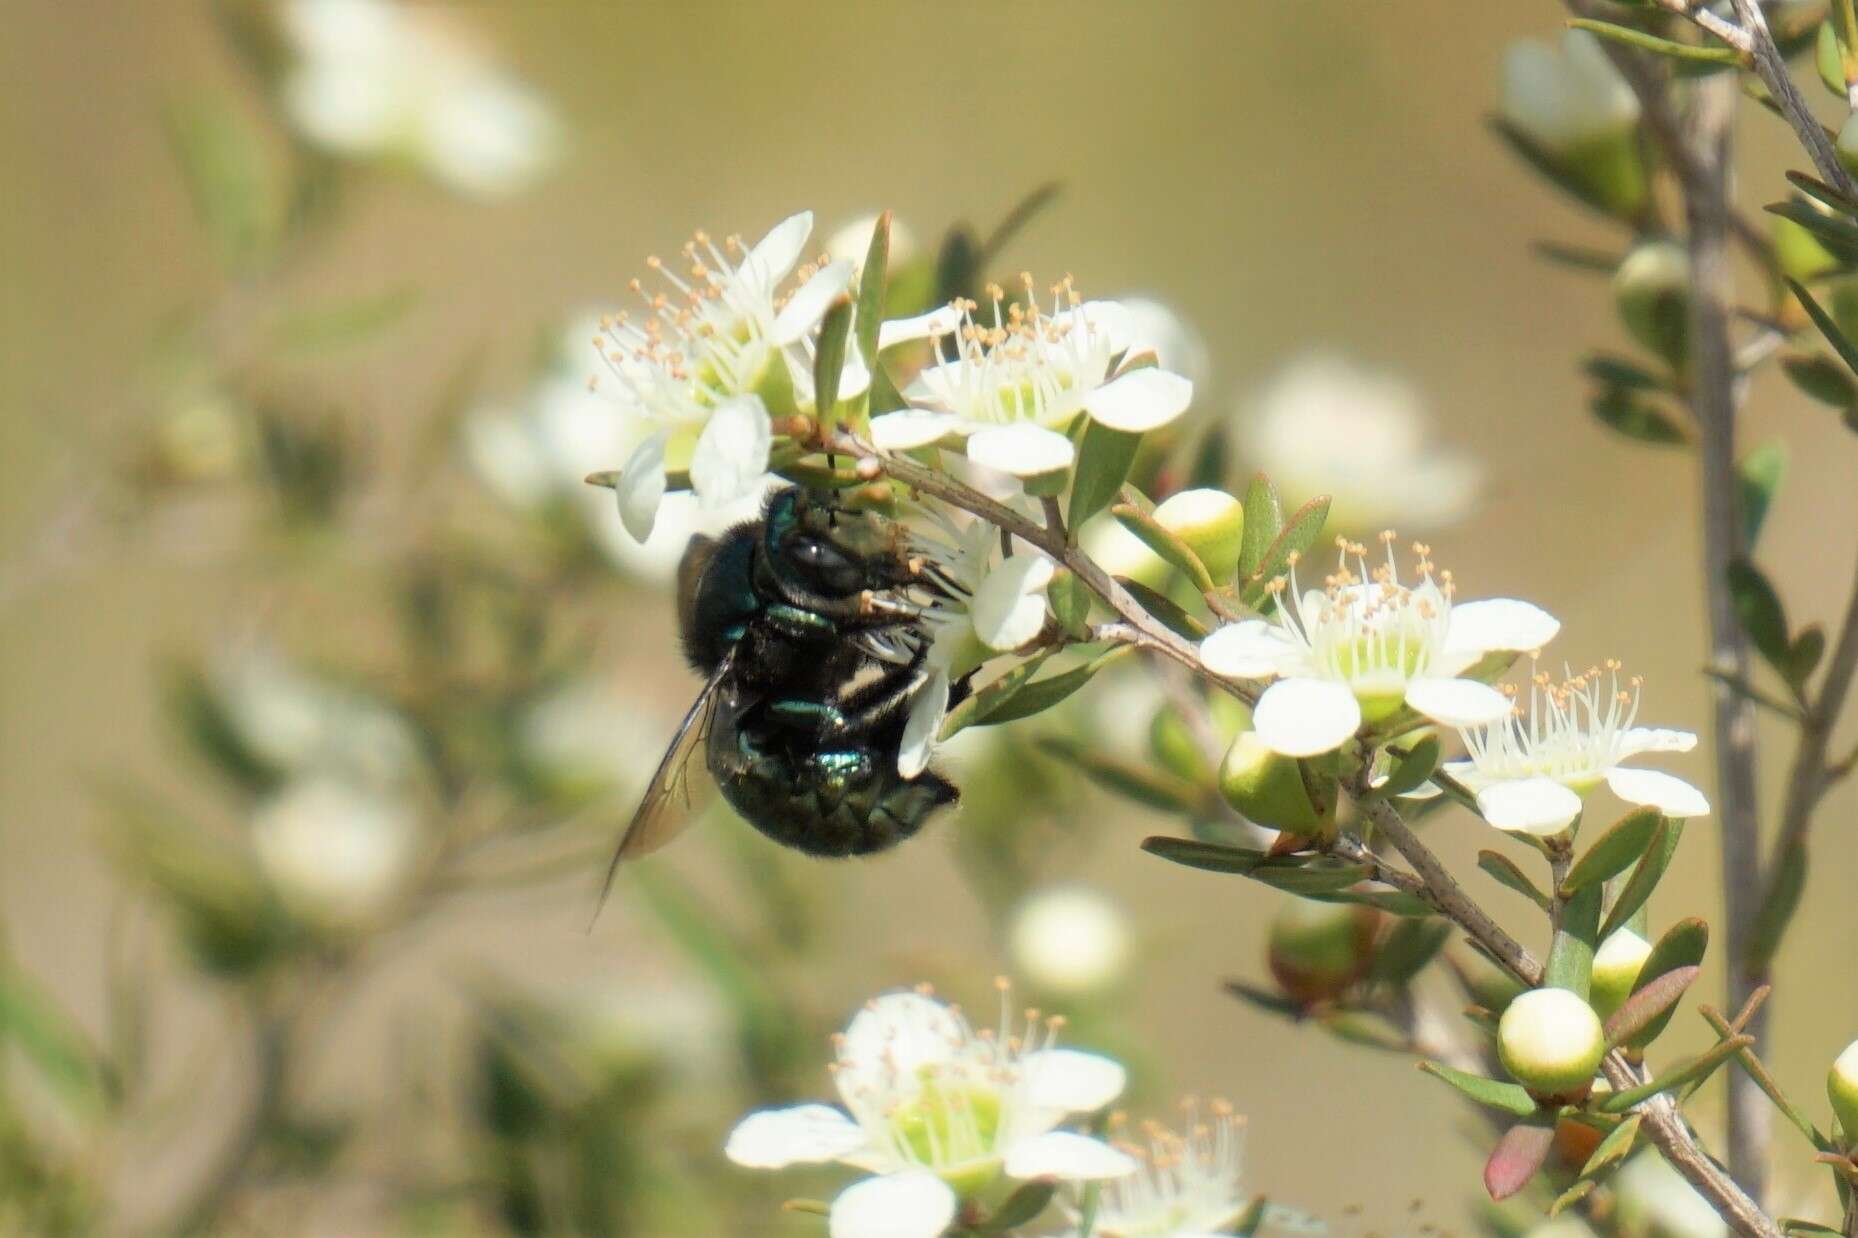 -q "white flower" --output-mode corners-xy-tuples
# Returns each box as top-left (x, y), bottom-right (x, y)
(724, 985), (1134, 1238)
(1440, 661), (1709, 836)
(1119, 296), (1211, 392)
(1500, 29), (1640, 154)
(897, 513), (1054, 777)
(1241, 354), (1480, 532)
(594, 212), (853, 540)
(1615, 1151), (1730, 1238)
(1009, 886), (1133, 998)
(1198, 535), (1559, 757)
(1077, 1100), (1248, 1238)
(517, 682), (668, 798)
(212, 644), (417, 788)
(870, 278), (1194, 477)
(280, 0), (557, 198)
(252, 776), (419, 930)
